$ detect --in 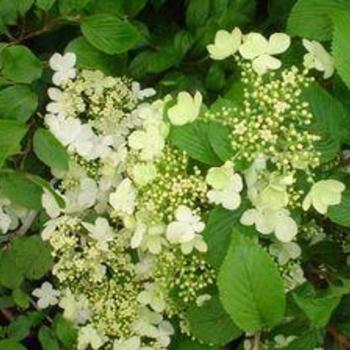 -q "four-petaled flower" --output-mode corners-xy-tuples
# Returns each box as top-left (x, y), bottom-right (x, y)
(32, 282), (60, 309)
(49, 52), (76, 86)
